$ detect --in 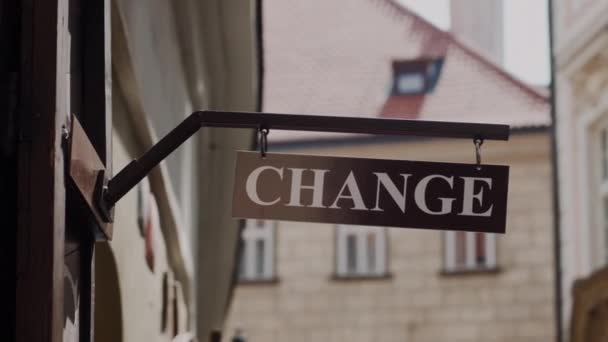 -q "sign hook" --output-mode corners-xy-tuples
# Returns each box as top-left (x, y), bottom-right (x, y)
(474, 137), (484, 170)
(259, 127), (269, 158)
